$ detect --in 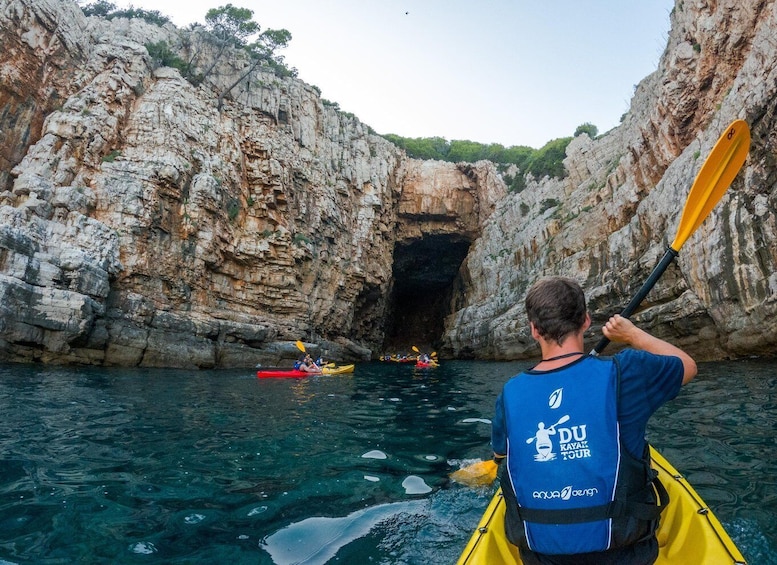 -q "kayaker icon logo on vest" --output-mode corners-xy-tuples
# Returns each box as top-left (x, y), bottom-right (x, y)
(526, 415), (569, 461)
